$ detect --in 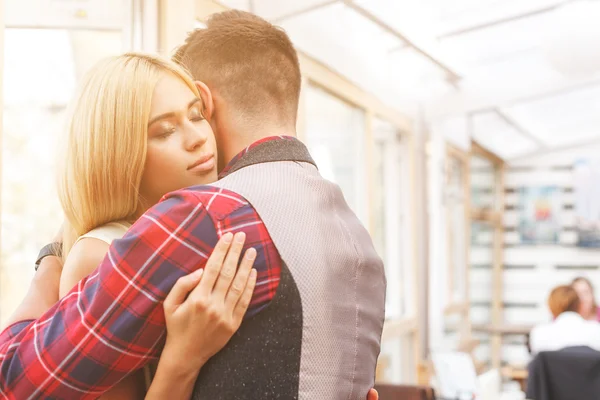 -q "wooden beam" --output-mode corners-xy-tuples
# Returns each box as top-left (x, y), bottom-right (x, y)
(414, 113), (429, 369)
(444, 301), (469, 316)
(158, 0), (196, 56)
(408, 130), (422, 377)
(445, 144), (471, 344)
(381, 317), (418, 341)
(470, 141), (505, 369)
(490, 162), (505, 369)
(472, 141), (504, 165)
(472, 323), (532, 335)
(365, 109), (374, 235)
(464, 144), (473, 337)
